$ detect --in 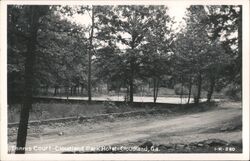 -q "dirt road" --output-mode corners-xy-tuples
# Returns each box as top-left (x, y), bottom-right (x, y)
(8, 102), (242, 153)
